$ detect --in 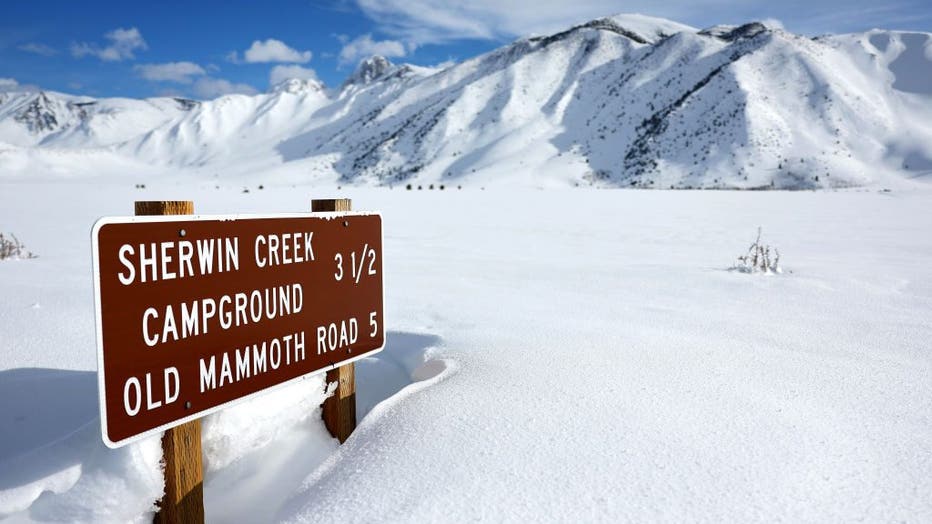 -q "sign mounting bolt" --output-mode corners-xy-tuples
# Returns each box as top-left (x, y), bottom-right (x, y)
(179, 229), (187, 237)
